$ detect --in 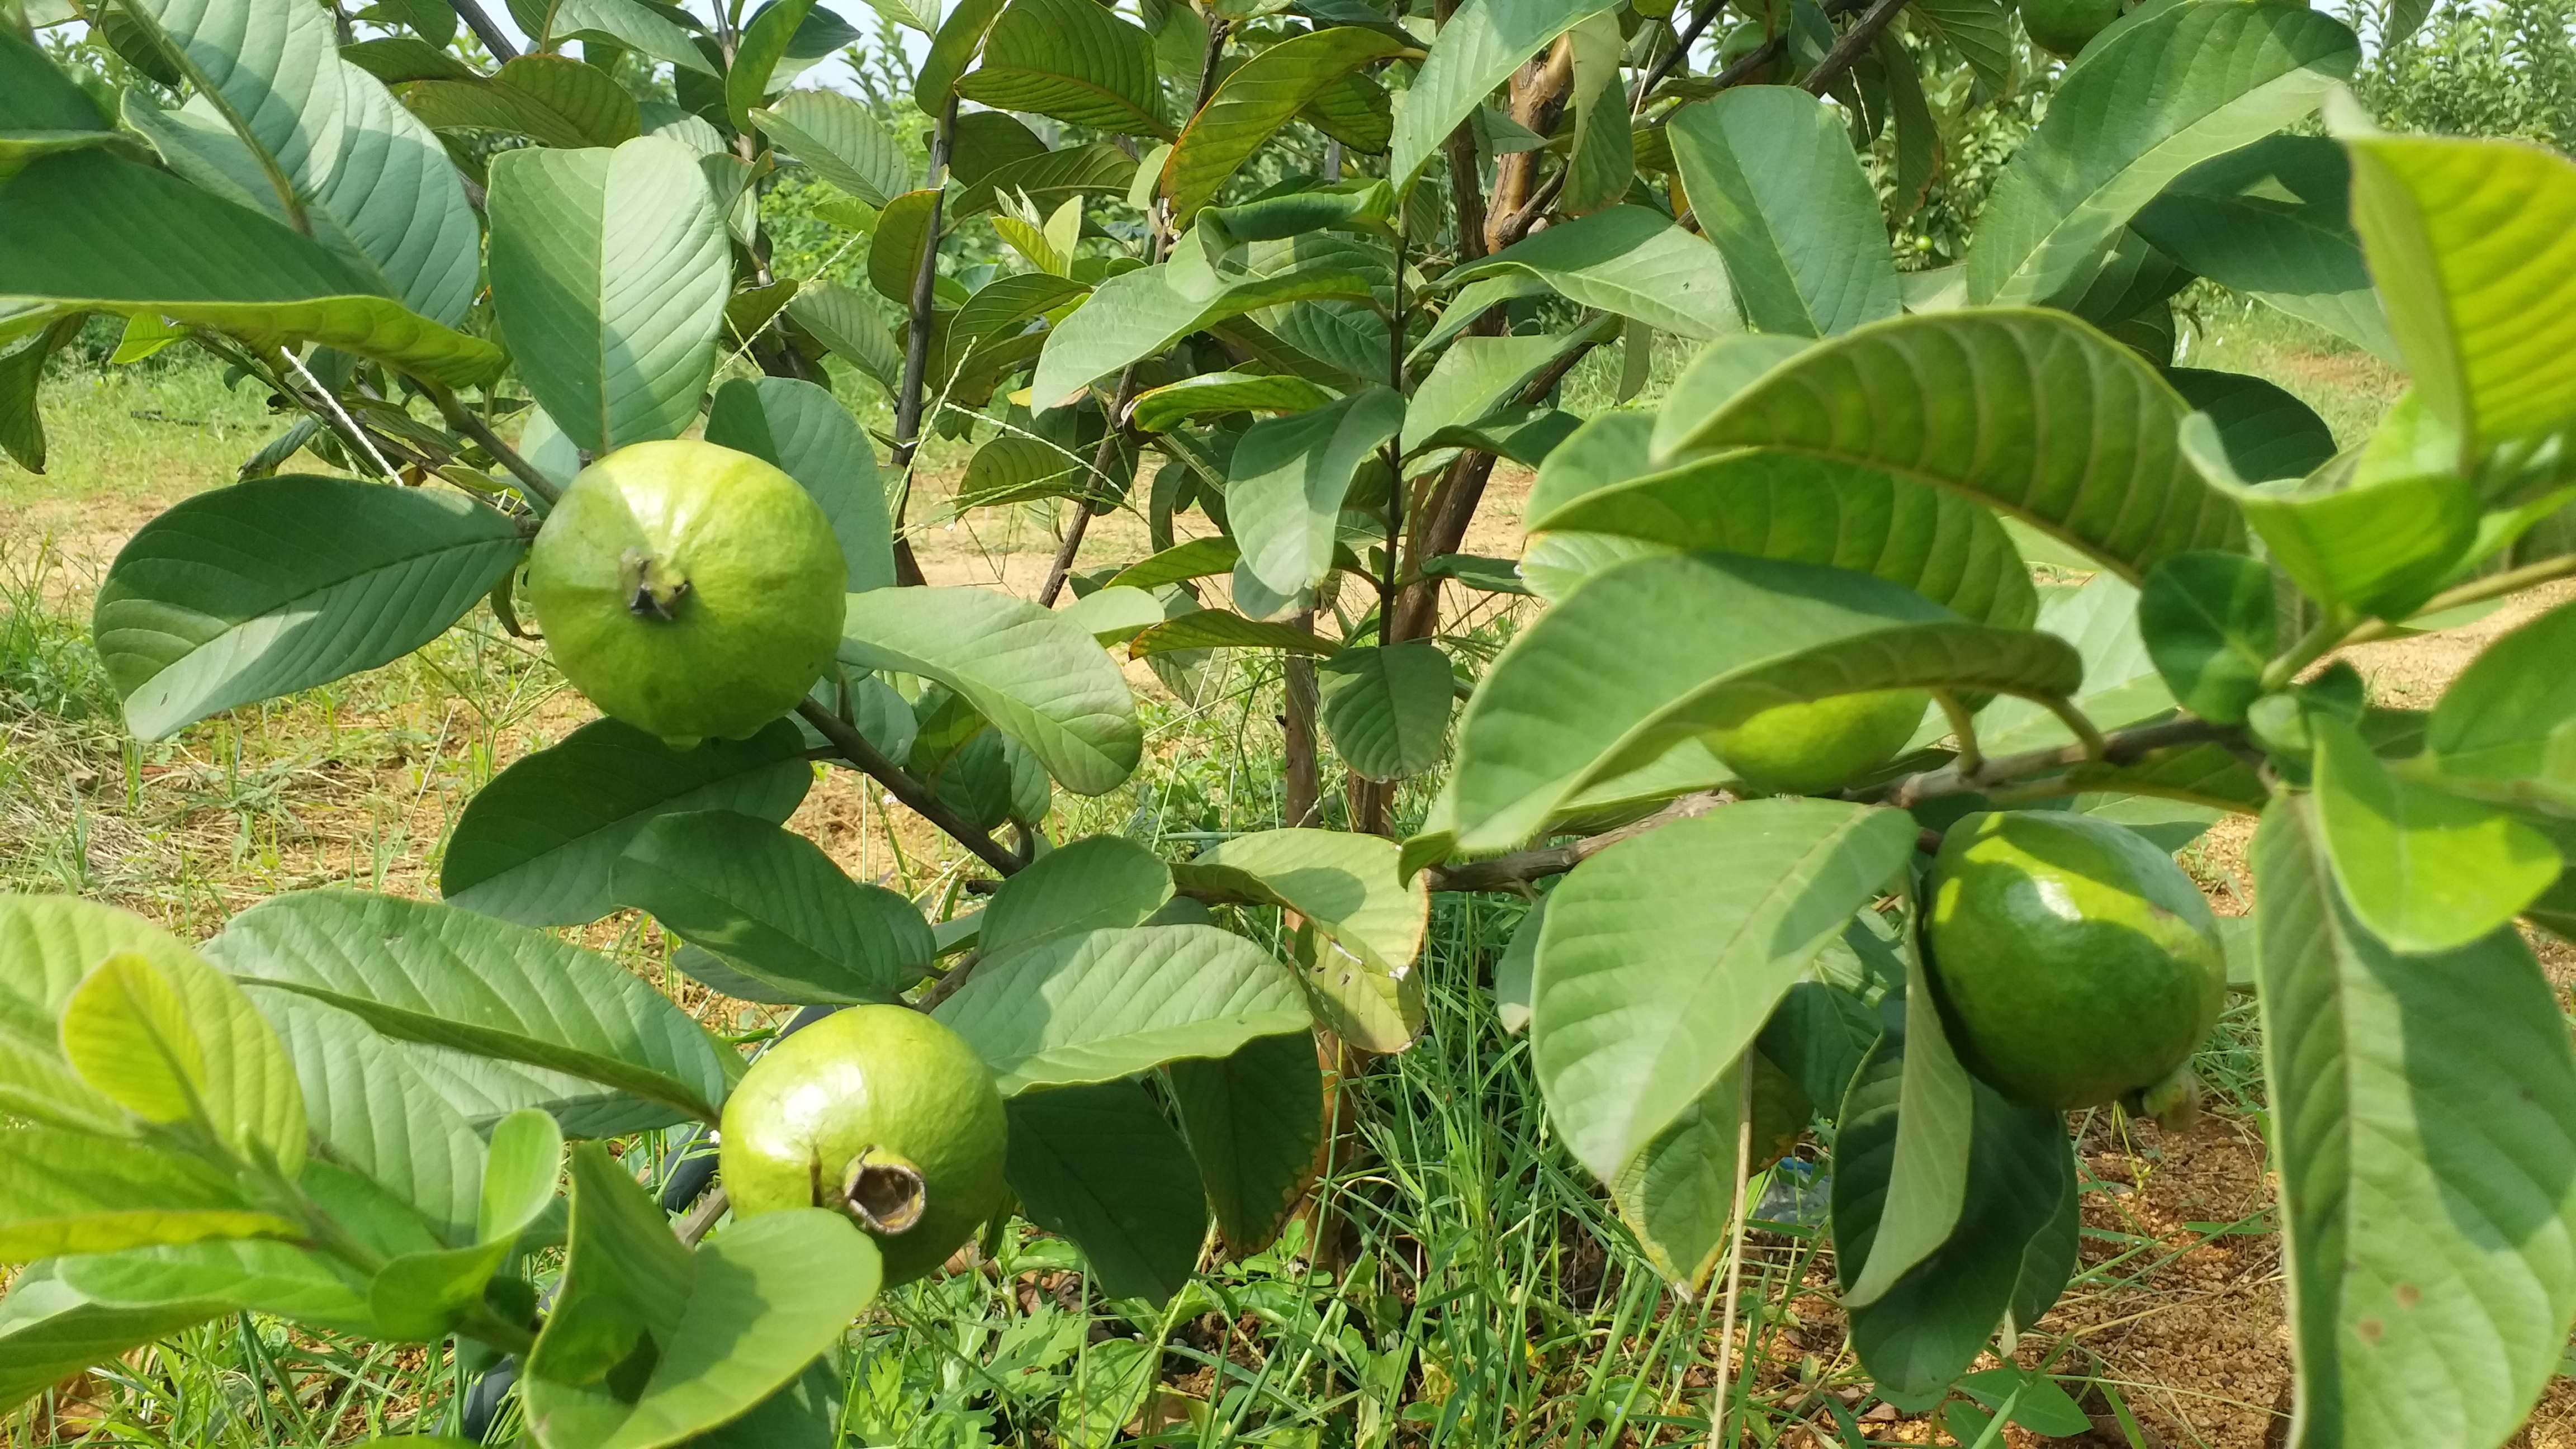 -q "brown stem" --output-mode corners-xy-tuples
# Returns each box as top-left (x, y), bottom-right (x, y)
(1485, 36), (1576, 255)
(425, 382), (561, 506)
(889, 94), (960, 588)
(447, 0), (520, 60)
(1632, 0), (1726, 111)
(795, 698), (1024, 875)
(1420, 789), (1732, 893)
(1284, 616), (1323, 827)
(1801, 0), (1912, 96)
(916, 950), (983, 1010)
